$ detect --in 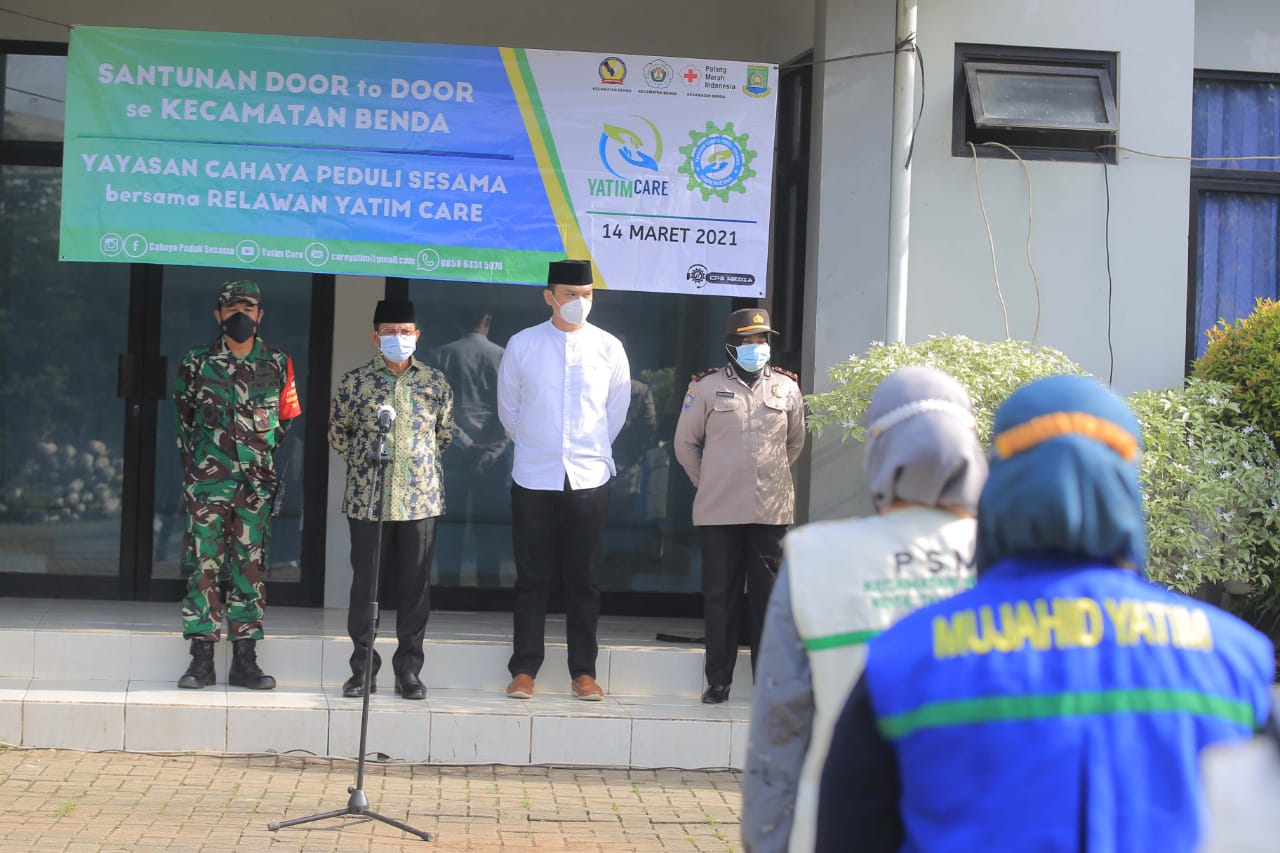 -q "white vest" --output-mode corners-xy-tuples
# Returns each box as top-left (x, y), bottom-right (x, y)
(785, 507), (977, 853)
